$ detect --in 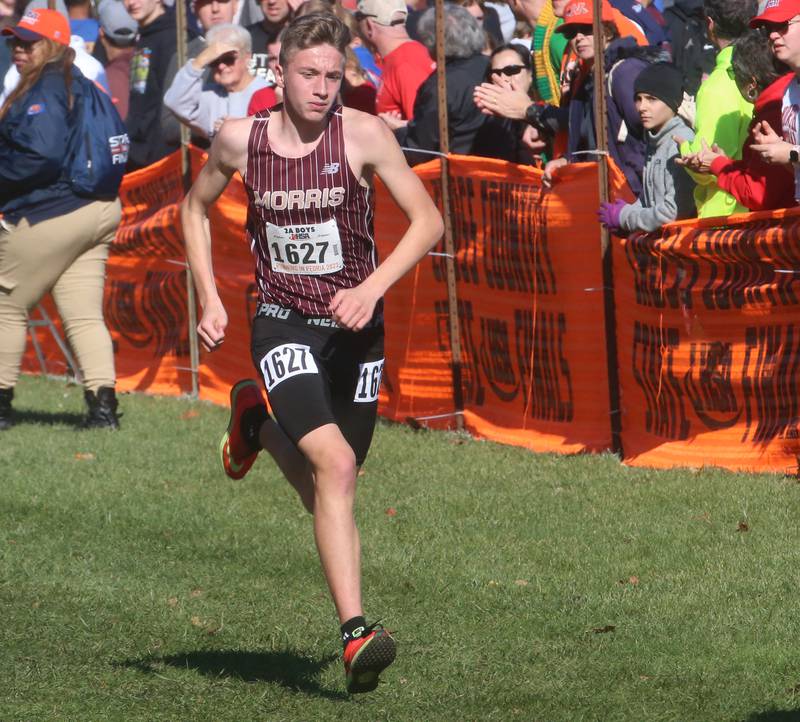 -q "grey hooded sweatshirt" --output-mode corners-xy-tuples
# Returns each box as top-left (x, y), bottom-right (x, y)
(163, 60), (269, 140)
(618, 114), (697, 233)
